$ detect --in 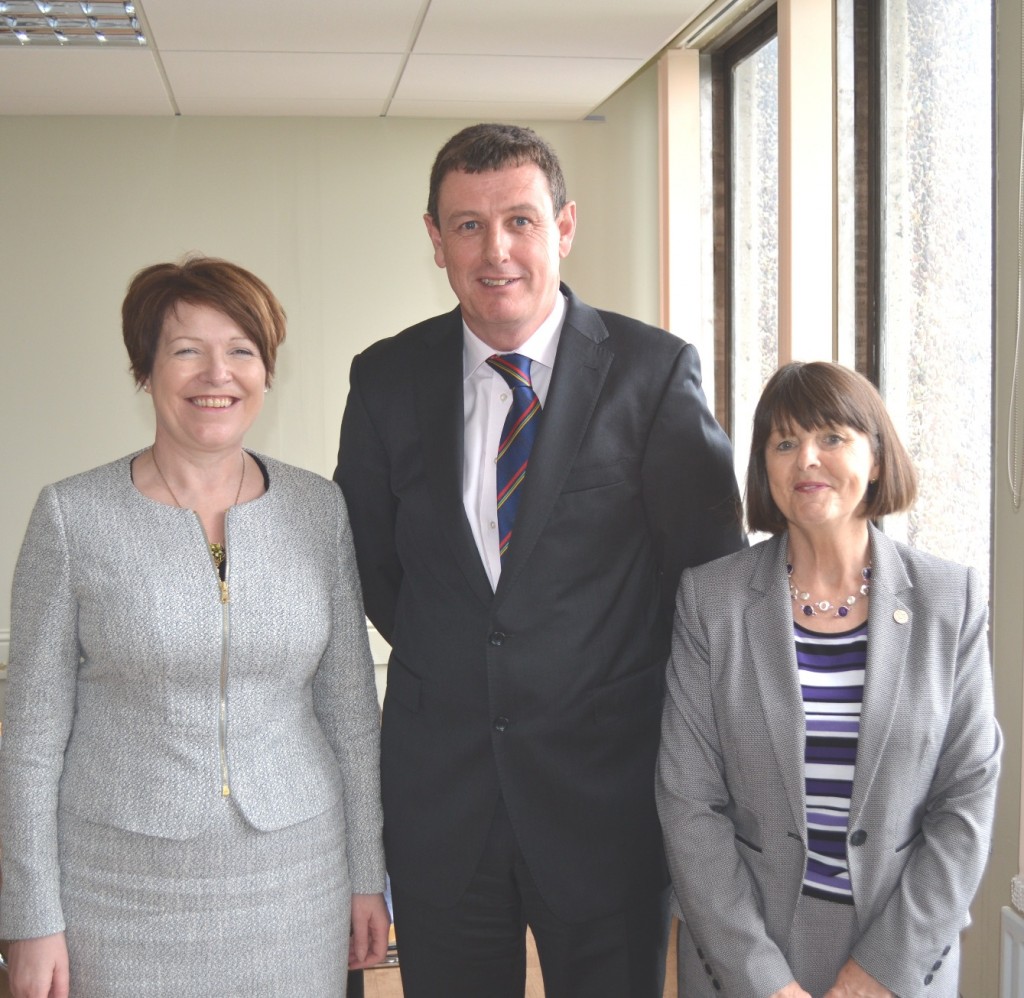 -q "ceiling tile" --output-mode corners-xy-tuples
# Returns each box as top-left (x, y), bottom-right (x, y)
(395, 54), (642, 106)
(143, 0), (426, 53)
(415, 0), (702, 59)
(0, 48), (172, 115)
(387, 99), (597, 121)
(162, 52), (402, 112)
